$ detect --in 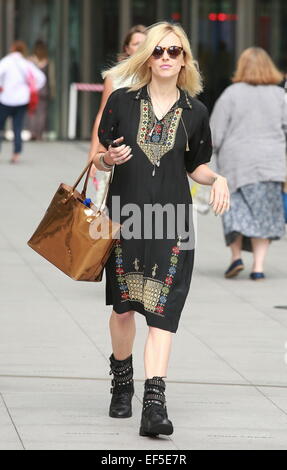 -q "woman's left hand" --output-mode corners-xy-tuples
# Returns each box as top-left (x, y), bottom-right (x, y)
(209, 175), (230, 216)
